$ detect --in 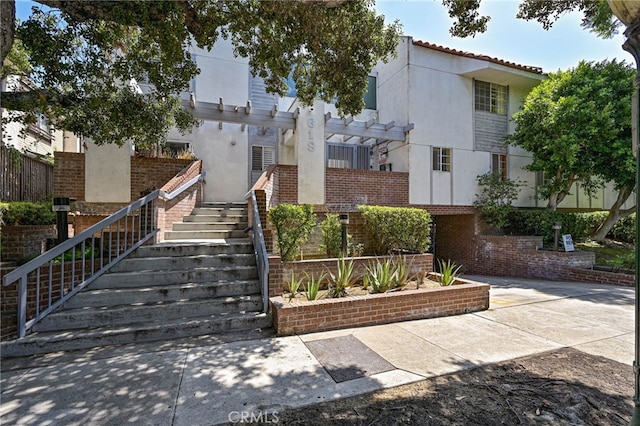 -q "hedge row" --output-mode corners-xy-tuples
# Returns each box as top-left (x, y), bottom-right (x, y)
(0, 201), (56, 226)
(504, 210), (635, 244)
